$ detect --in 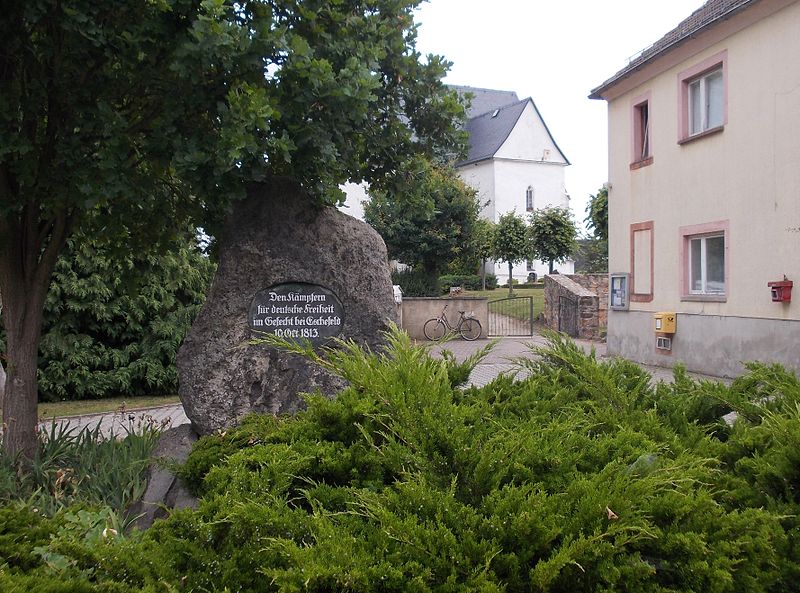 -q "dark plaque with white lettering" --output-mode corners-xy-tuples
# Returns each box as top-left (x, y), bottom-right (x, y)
(248, 282), (344, 346)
